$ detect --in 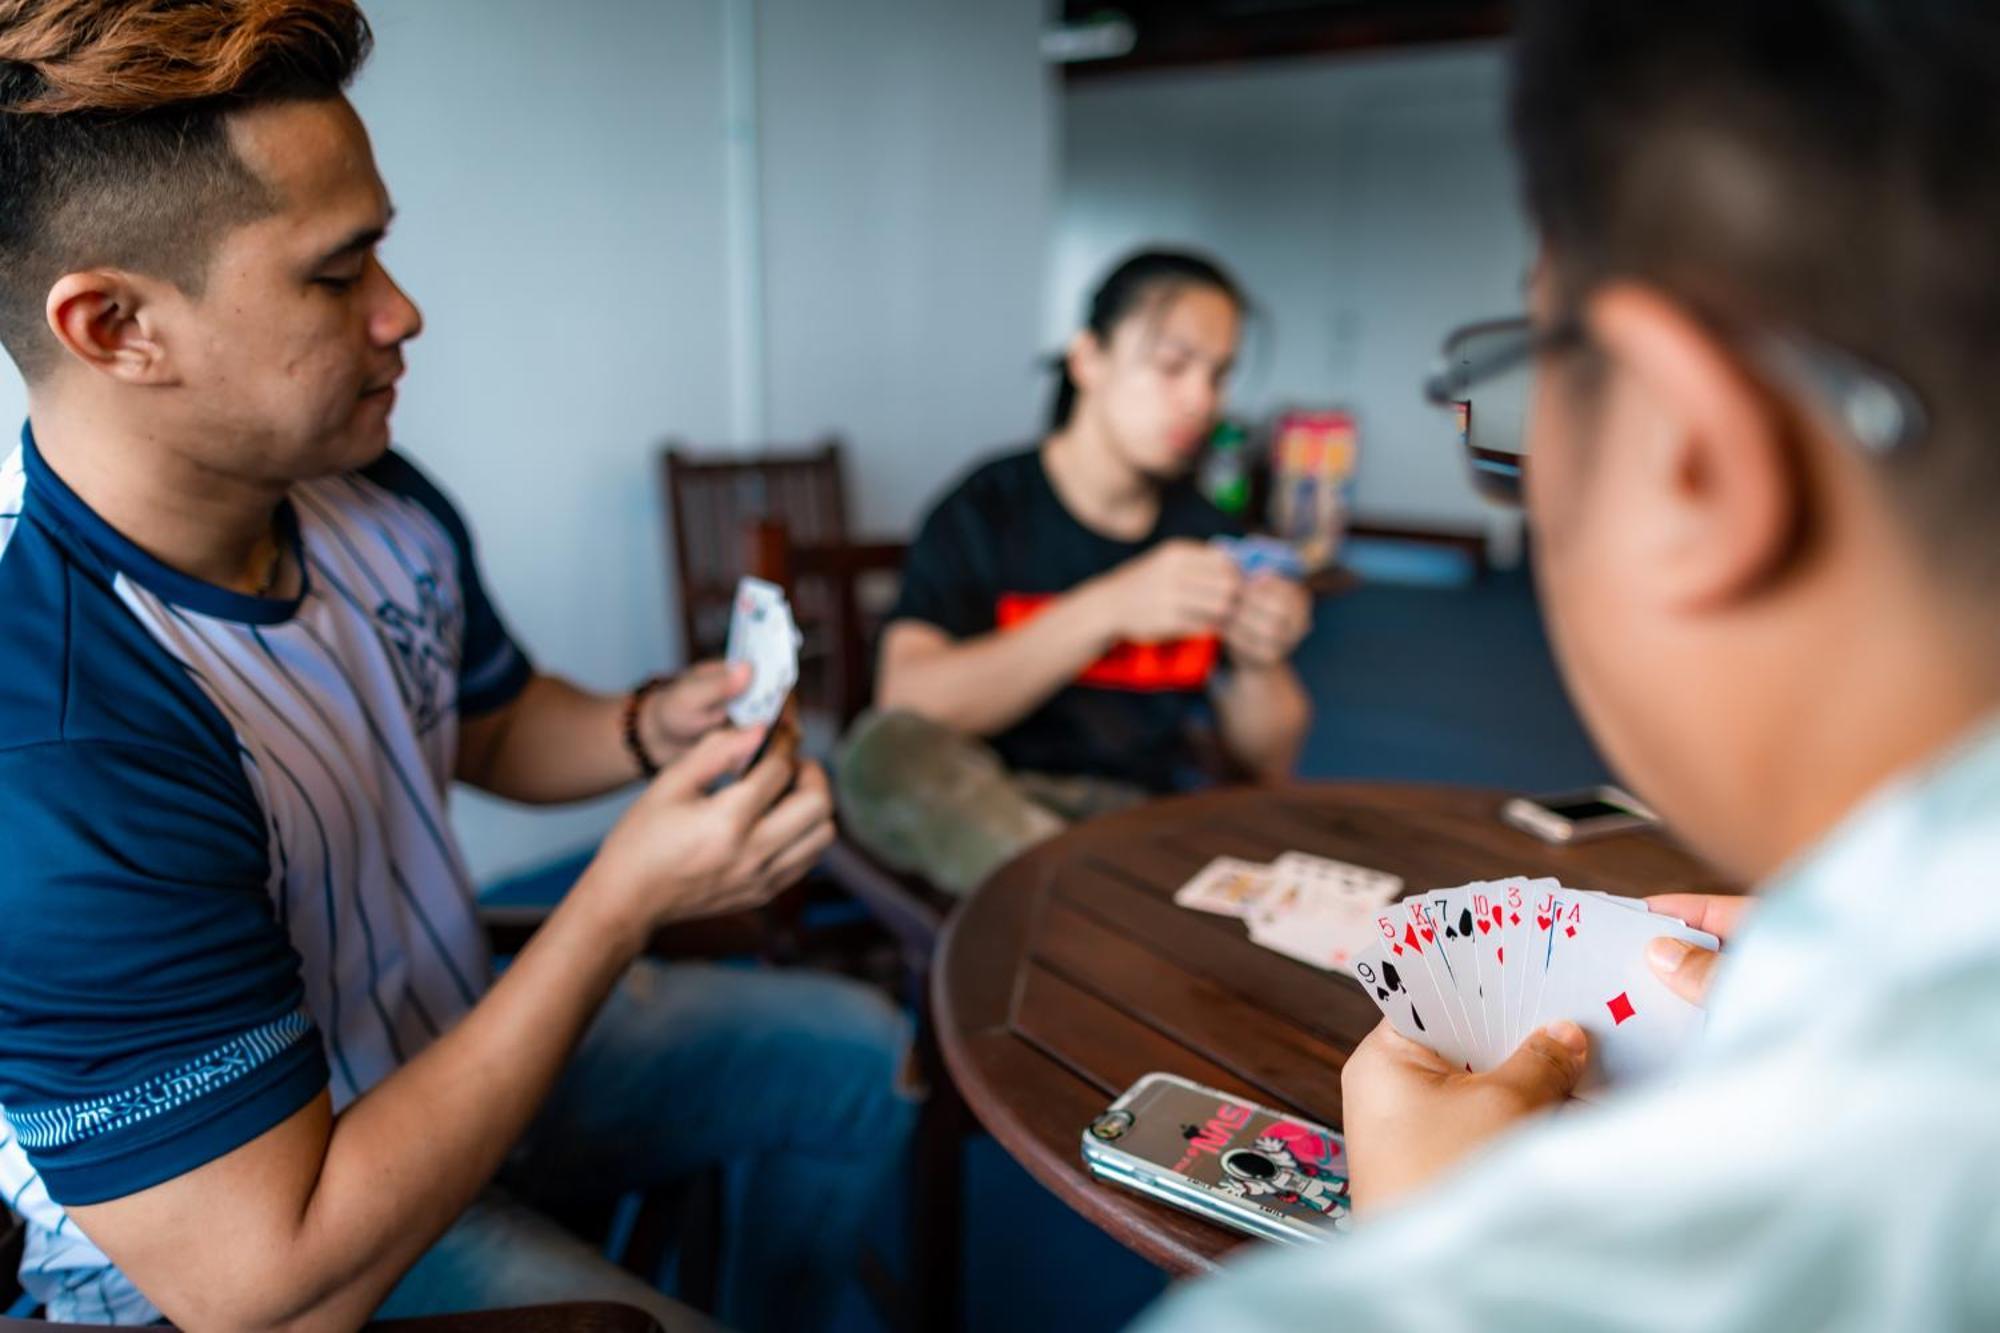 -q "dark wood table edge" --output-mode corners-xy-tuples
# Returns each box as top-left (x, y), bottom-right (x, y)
(931, 836), (1233, 1277)
(929, 780), (1736, 1277)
